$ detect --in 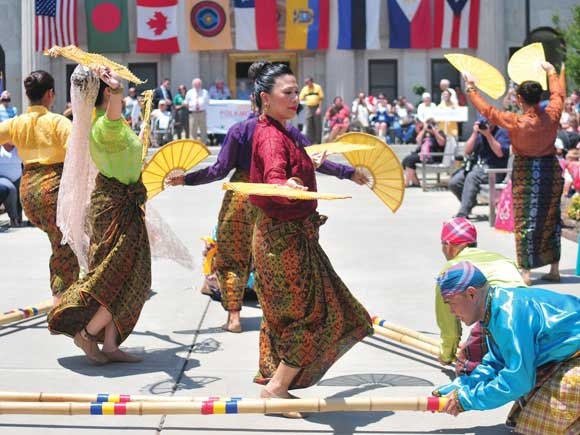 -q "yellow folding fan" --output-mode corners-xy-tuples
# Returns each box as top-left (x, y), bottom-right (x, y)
(142, 139), (210, 200)
(507, 42), (547, 90)
(444, 53), (506, 99)
(44, 45), (146, 84)
(222, 182), (351, 200)
(305, 142), (375, 156)
(337, 132), (404, 213)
